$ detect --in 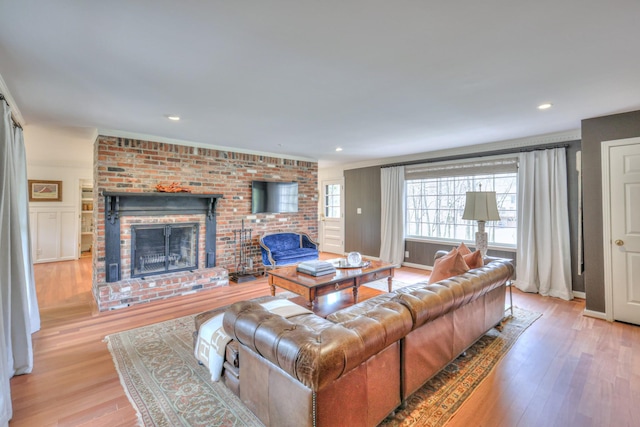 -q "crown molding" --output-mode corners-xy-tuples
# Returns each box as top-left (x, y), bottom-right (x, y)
(97, 128), (317, 163)
(0, 73), (25, 125)
(335, 129), (582, 171)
